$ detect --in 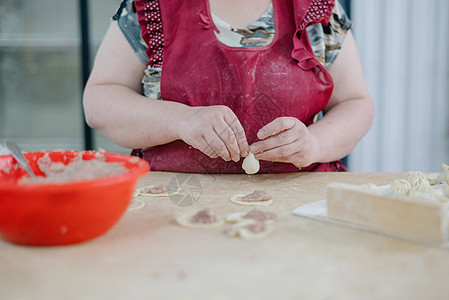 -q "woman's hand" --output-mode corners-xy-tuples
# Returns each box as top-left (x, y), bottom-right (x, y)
(249, 117), (317, 168)
(176, 105), (249, 162)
